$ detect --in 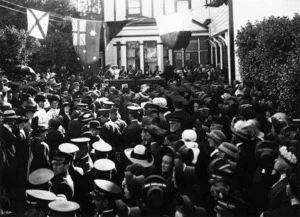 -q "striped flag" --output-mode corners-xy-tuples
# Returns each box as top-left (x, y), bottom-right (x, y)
(27, 8), (49, 39)
(72, 18), (102, 73)
(155, 11), (192, 49)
